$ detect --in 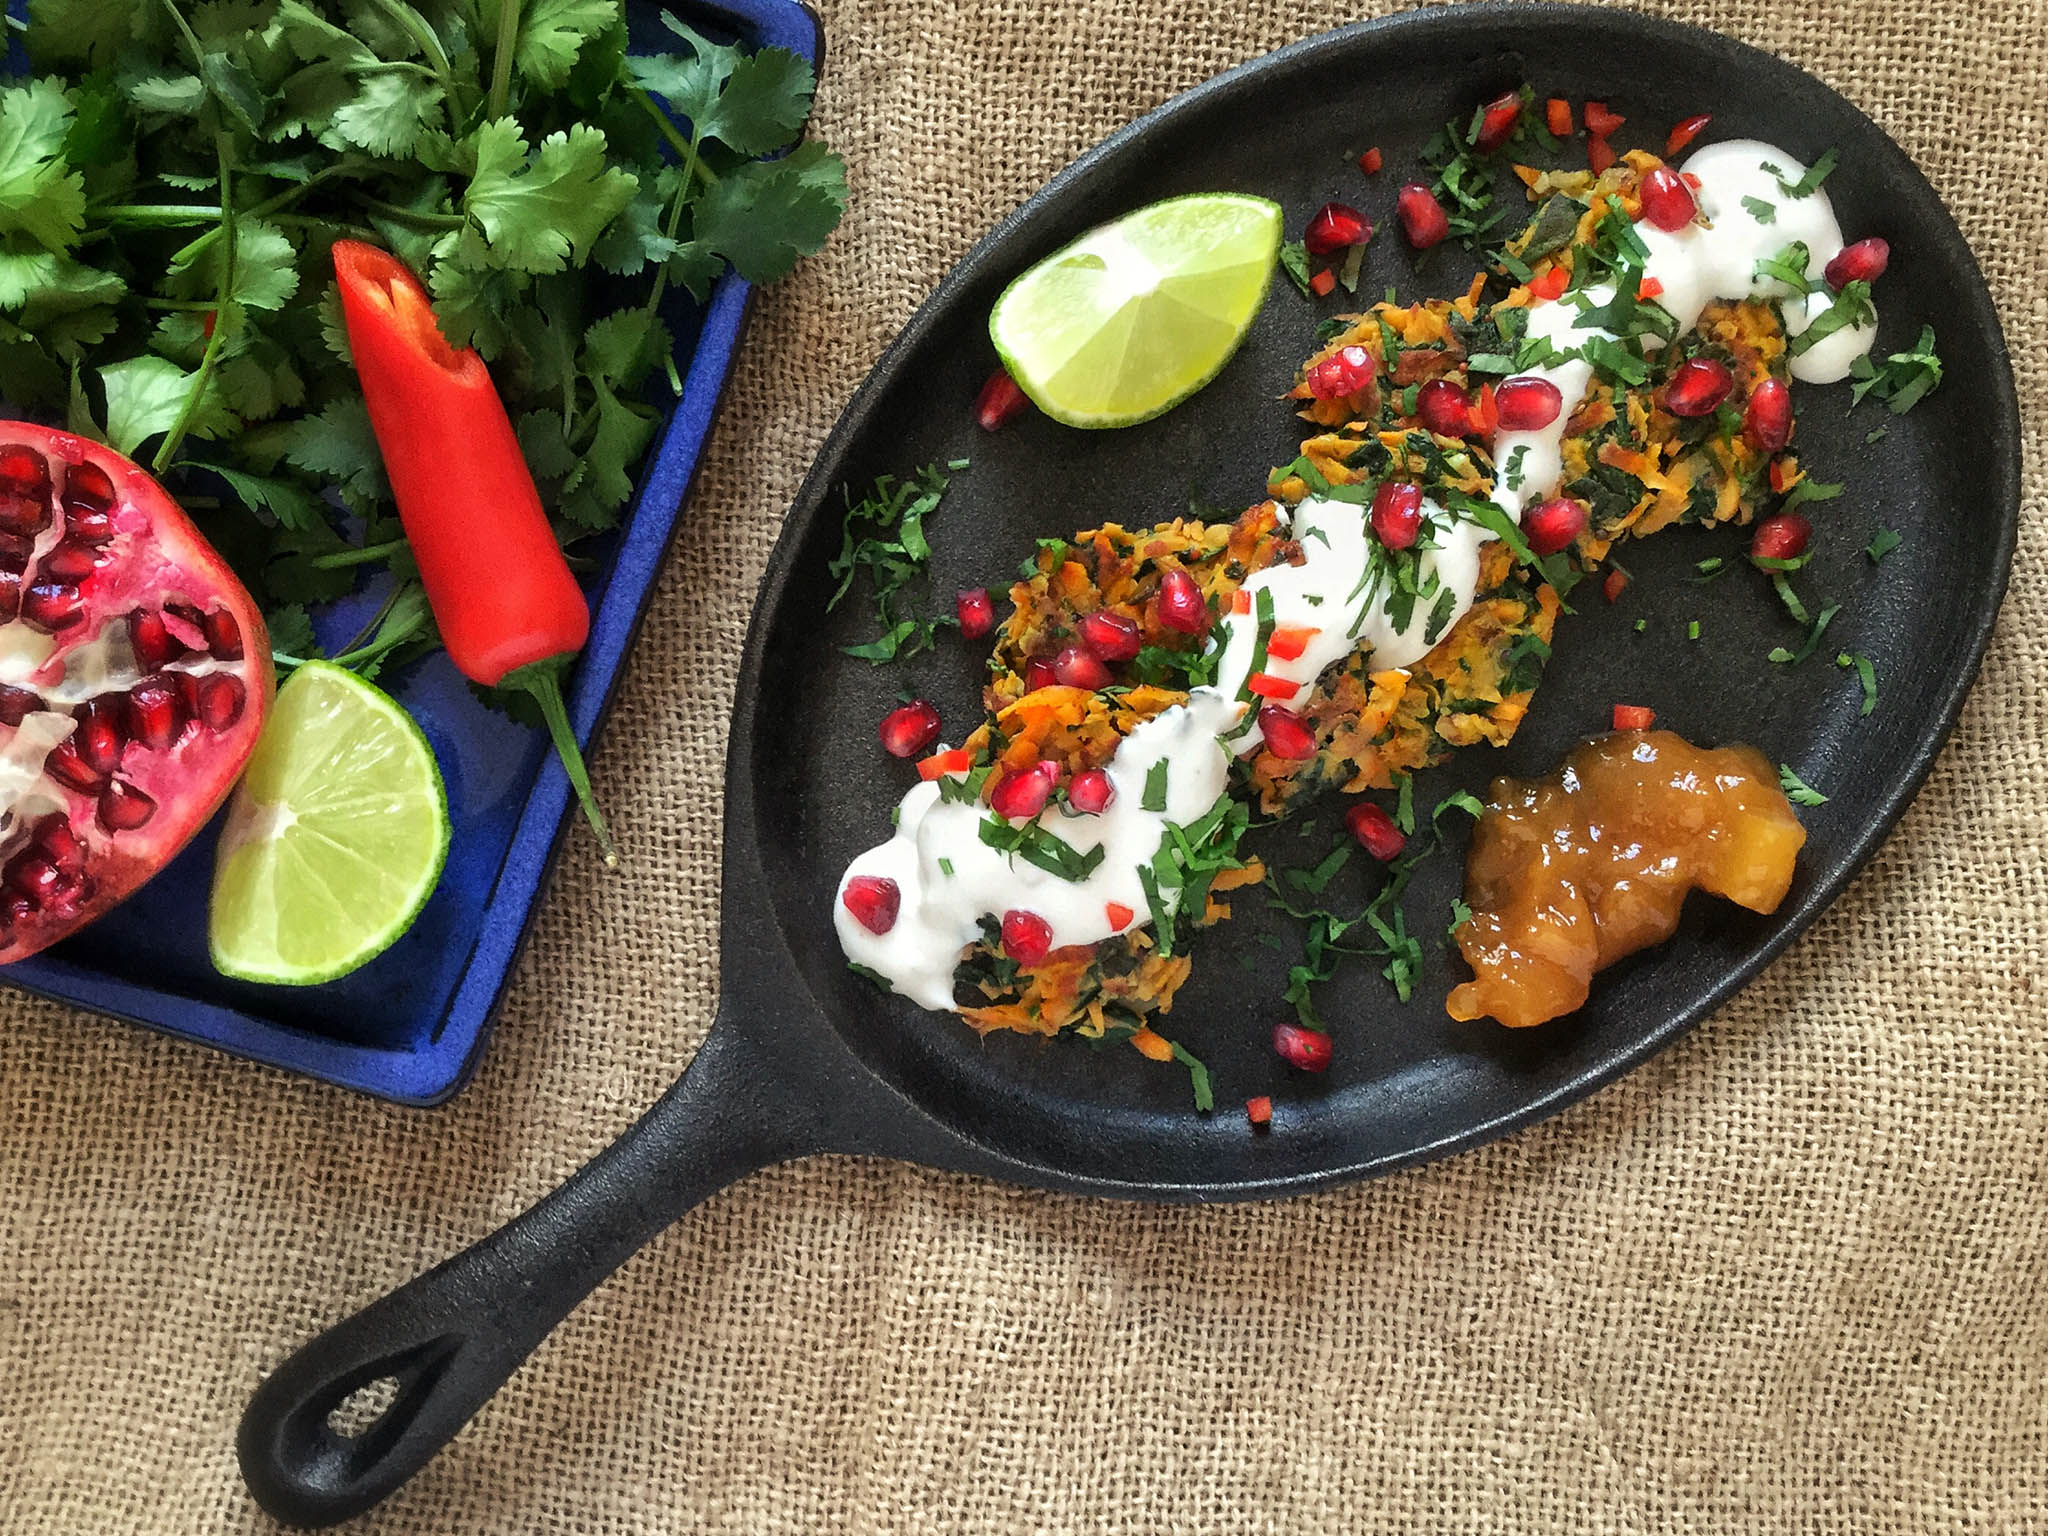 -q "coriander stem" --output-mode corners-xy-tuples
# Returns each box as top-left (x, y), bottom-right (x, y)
(359, 0), (454, 84)
(337, 585), (404, 657)
(487, 0), (520, 121)
(633, 89), (697, 162)
(345, 194), (466, 230)
(153, 136), (236, 477)
(141, 297), (221, 311)
(307, 538), (410, 570)
(93, 204), (224, 226)
(168, 164), (355, 267)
